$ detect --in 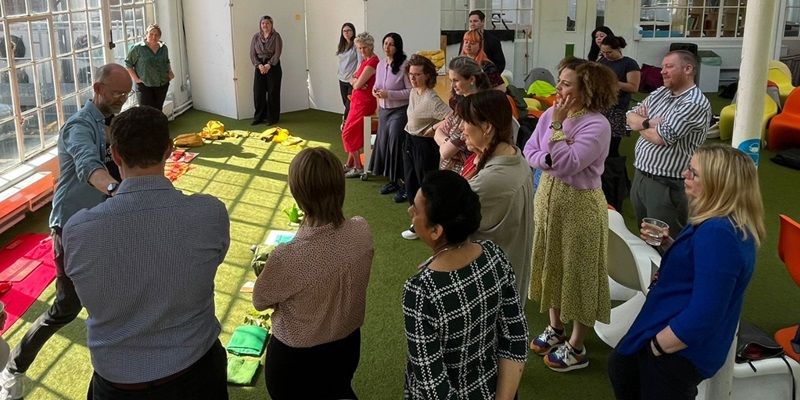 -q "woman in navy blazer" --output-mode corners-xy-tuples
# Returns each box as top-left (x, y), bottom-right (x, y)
(609, 144), (766, 400)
